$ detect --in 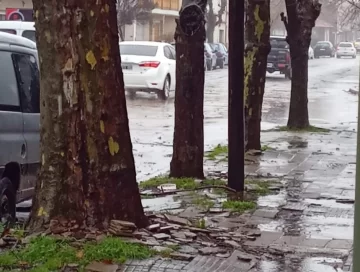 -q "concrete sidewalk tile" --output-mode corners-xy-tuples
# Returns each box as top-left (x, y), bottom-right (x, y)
(244, 231), (282, 247)
(299, 238), (331, 248)
(326, 239), (353, 250)
(272, 235), (305, 247)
